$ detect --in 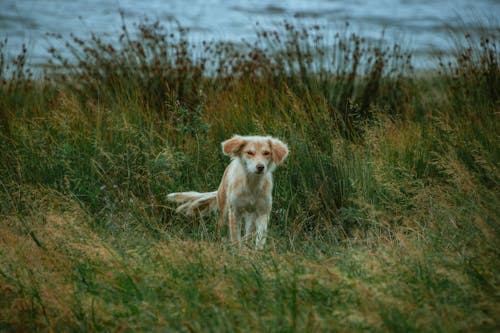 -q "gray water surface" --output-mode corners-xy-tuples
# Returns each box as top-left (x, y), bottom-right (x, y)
(1, 0), (499, 70)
